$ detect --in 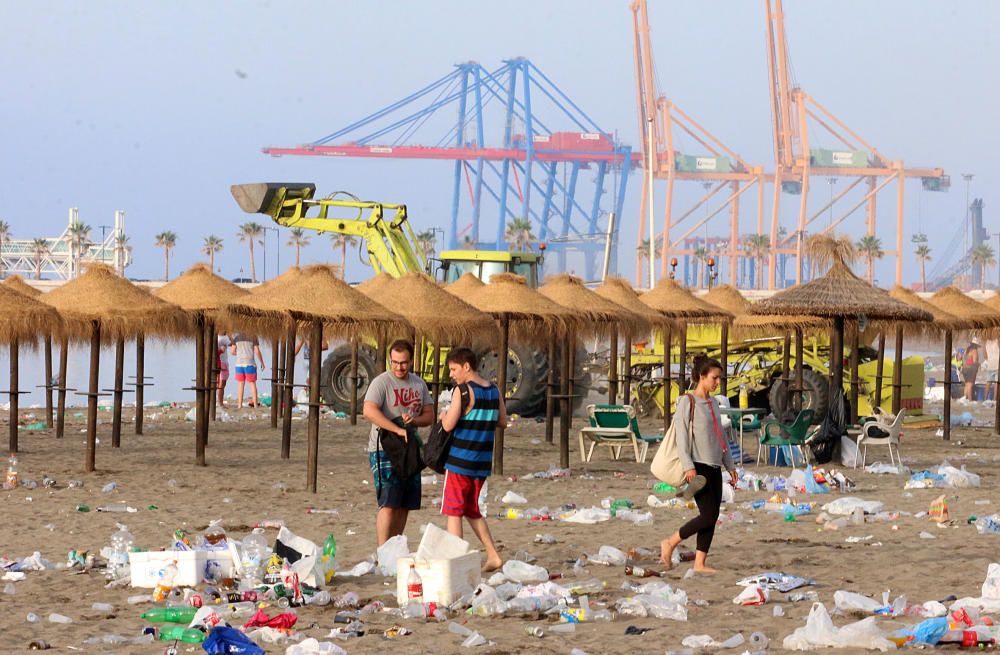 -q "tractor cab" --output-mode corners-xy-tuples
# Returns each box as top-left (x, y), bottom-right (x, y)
(437, 249), (544, 288)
